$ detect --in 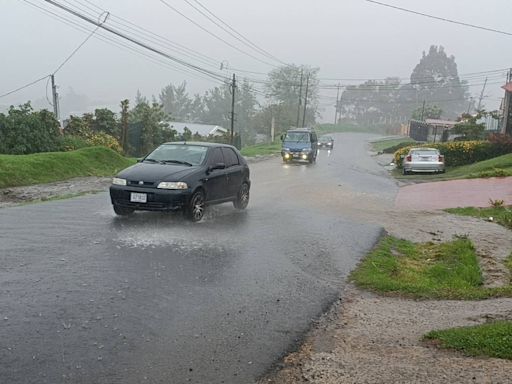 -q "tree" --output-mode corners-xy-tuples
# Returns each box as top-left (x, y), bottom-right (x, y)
(0, 103), (61, 154)
(201, 84), (231, 127)
(236, 79), (258, 145)
(411, 104), (443, 120)
(264, 65), (320, 131)
(129, 98), (176, 155)
(453, 111), (487, 140)
(119, 99), (129, 153)
(410, 45), (470, 119)
(159, 81), (191, 121)
(92, 108), (119, 138)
